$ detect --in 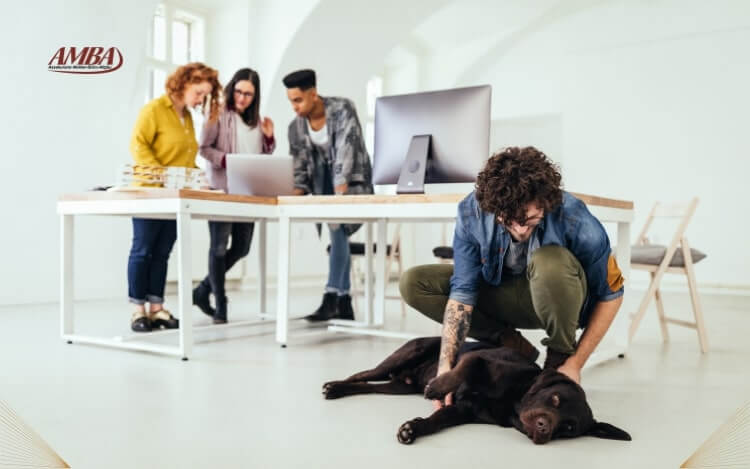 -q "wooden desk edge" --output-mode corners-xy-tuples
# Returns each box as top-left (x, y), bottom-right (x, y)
(277, 192), (633, 210)
(59, 191), (631, 210)
(58, 189), (278, 205)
